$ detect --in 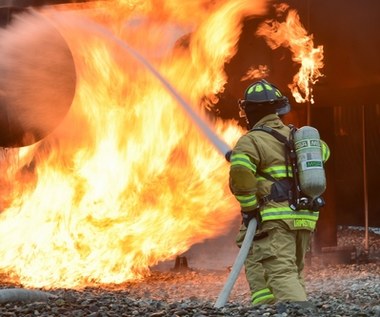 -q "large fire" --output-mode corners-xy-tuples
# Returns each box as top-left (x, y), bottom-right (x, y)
(0, 0), (323, 289)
